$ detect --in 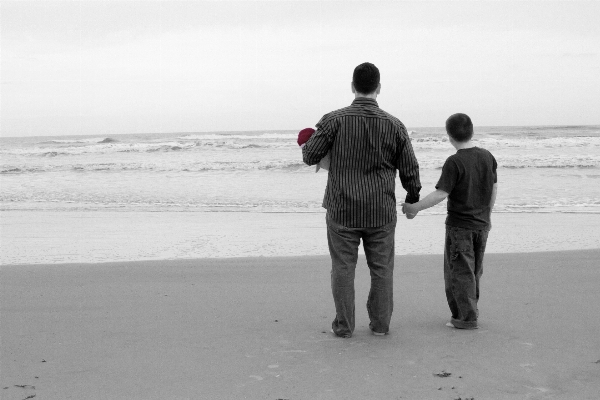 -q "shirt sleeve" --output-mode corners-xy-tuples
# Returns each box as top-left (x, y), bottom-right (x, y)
(302, 115), (334, 166)
(396, 132), (422, 203)
(492, 154), (498, 184)
(435, 157), (458, 194)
